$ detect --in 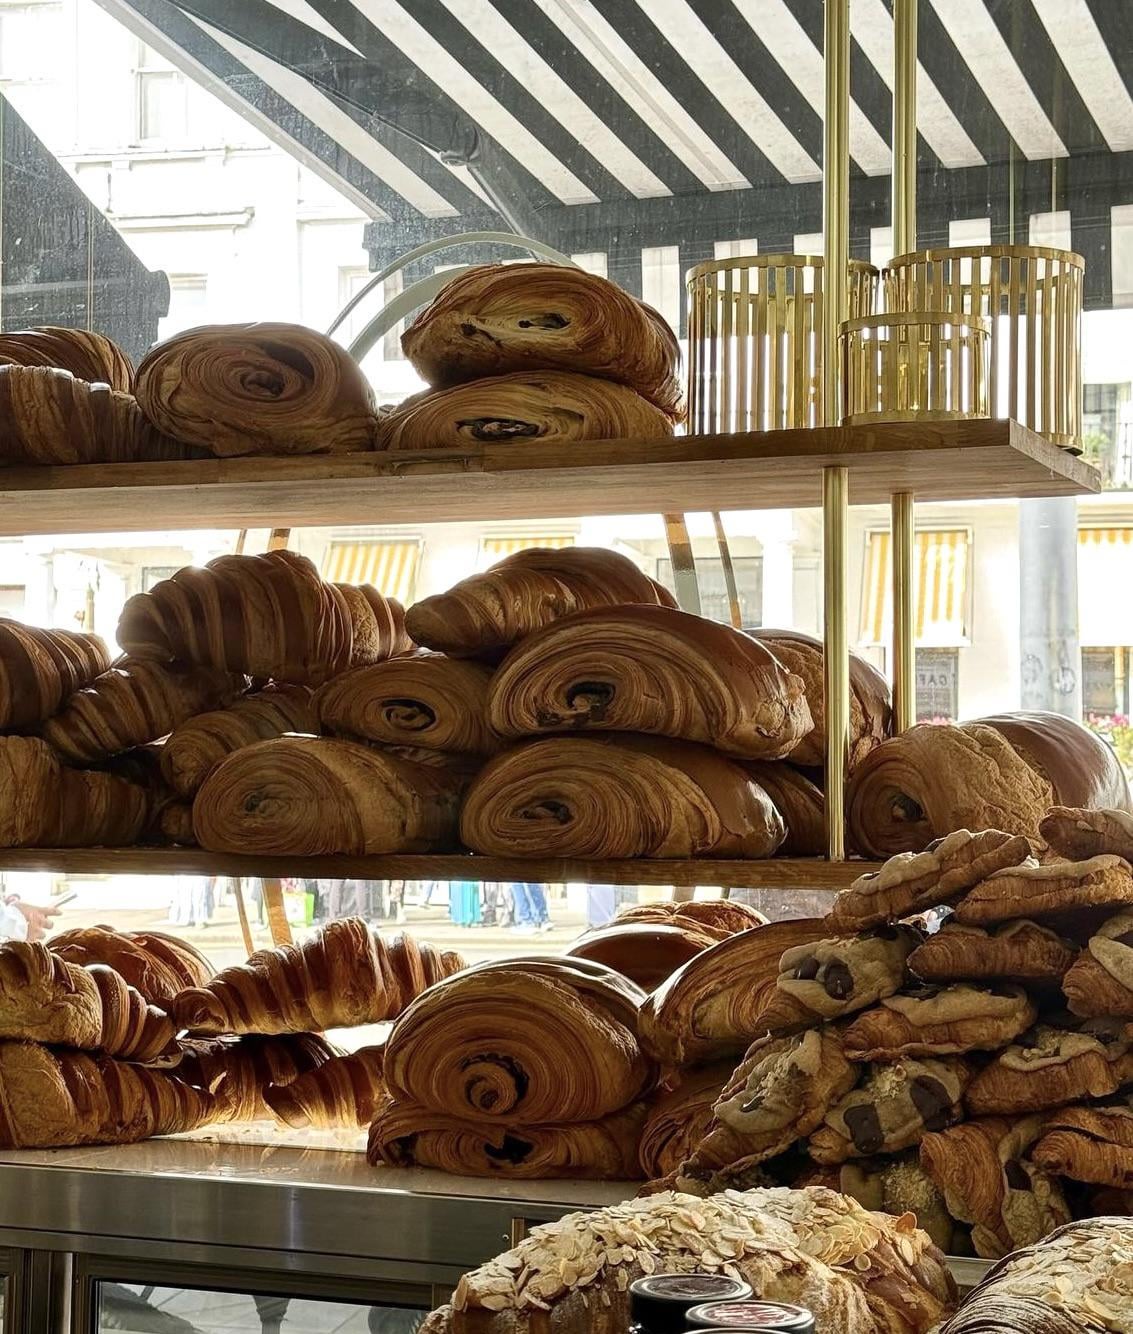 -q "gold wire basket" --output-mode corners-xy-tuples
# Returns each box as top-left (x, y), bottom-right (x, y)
(885, 244), (1084, 447)
(839, 311), (990, 425)
(686, 254), (879, 434)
